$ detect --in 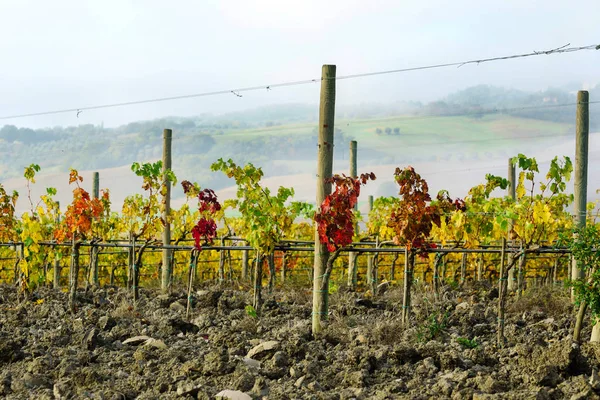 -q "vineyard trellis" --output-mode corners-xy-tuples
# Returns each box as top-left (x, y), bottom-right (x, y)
(0, 55), (598, 344)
